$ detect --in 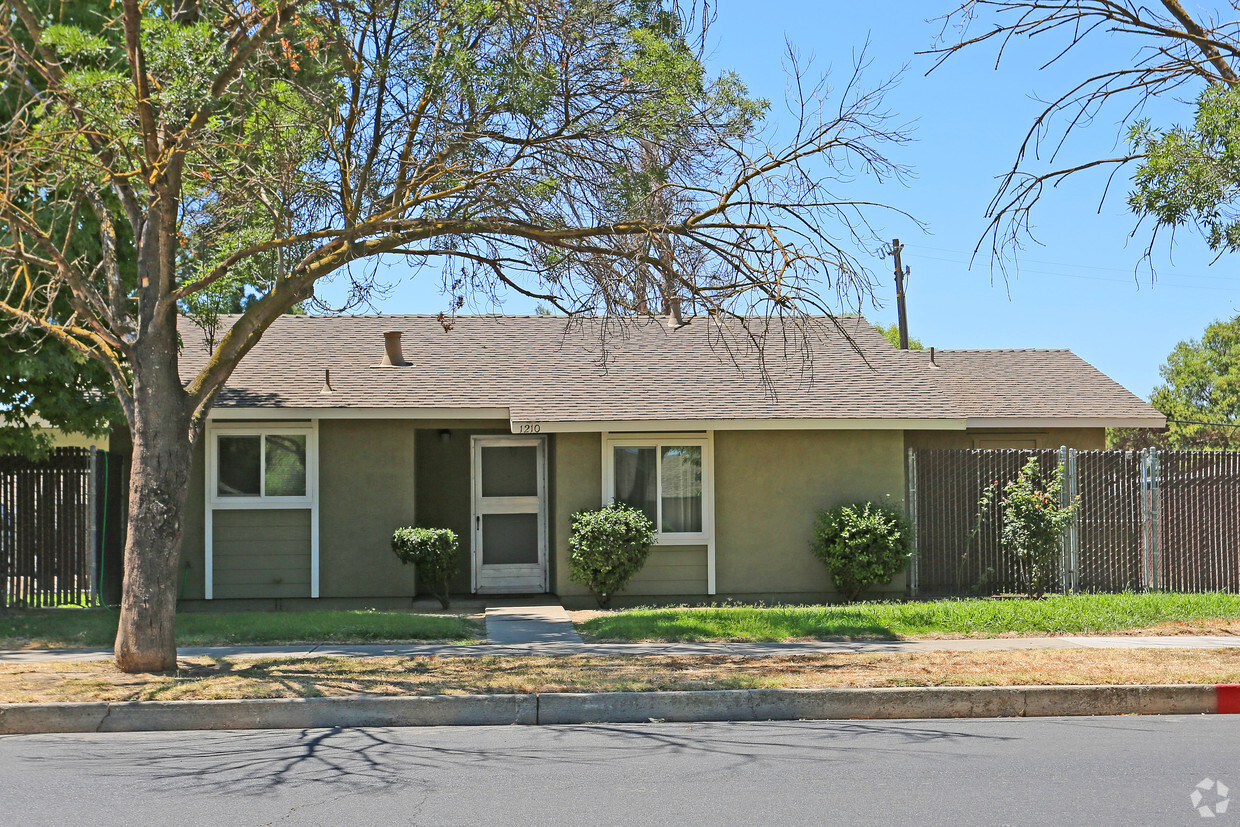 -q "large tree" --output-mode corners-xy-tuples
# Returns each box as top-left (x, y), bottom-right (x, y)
(931, 0), (1240, 260)
(0, 0), (912, 671)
